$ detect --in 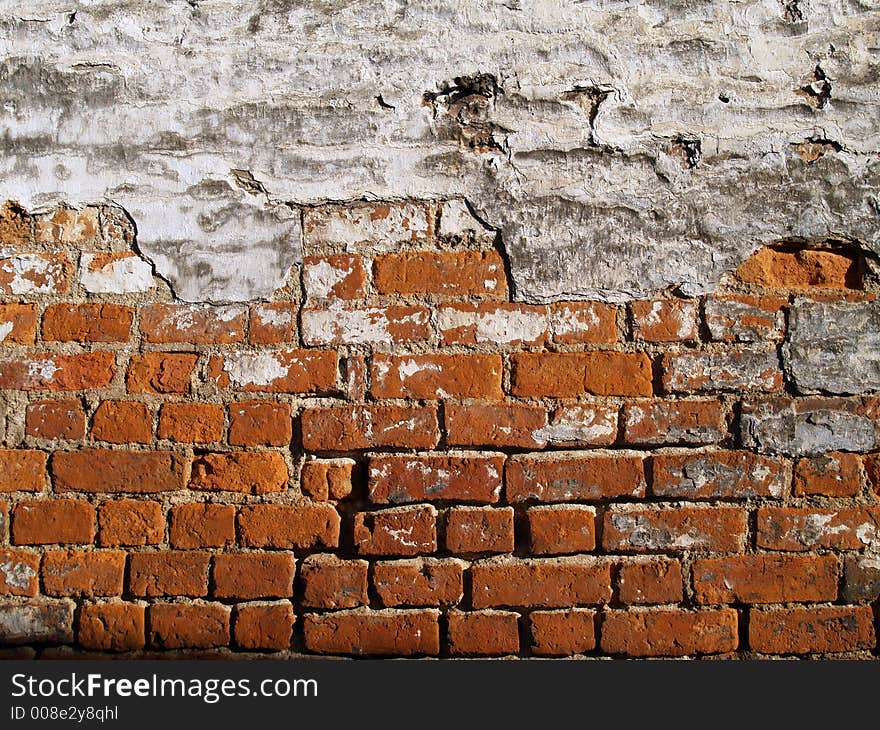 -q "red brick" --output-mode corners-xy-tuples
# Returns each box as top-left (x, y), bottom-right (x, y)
(78, 603), (145, 652)
(354, 505), (437, 556)
(0, 202), (32, 246)
(301, 305), (431, 345)
(750, 606), (875, 654)
(539, 403), (618, 446)
(618, 558), (683, 604)
(213, 553), (296, 600)
(301, 459), (354, 501)
(303, 254), (367, 299)
(373, 250), (506, 298)
(343, 355), (366, 400)
(444, 403), (547, 448)
(303, 608), (439, 656)
(622, 399), (727, 445)
(793, 452), (862, 497)
(42, 549), (125, 597)
(0, 501), (6, 542)
(735, 245), (861, 289)
(140, 304), (246, 344)
(129, 551), (210, 597)
(302, 405), (438, 451)
(0, 303), (36, 344)
(170, 503), (235, 549)
(228, 401), (291, 447)
(373, 559), (464, 607)
(149, 603), (230, 649)
(506, 453), (646, 503)
(0, 253), (69, 295)
(447, 610), (519, 656)
(371, 354), (503, 400)
(511, 352), (653, 397)
(98, 500), (164, 546)
(238, 504), (340, 549)
(445, 507), (514, 554)
(471, 557), (612, 608)
(0, 548), (39, 596)
(0, 352), (115, 391)
(25, 400), (85, 440)
(652, 450), (787, 499)
(42, 303), (132, 342)
(158, 402), (225, 444)
(13, 500), (94, 544)
(631, 299), (699, 342)
(91, 401), (152, 444)
(693, 554), (838, 604)
(369, 454), (504, 504)
(531, 609), (596, 656)
(704, 295), (787, 342)
(549, 302), (619, 344)
(438, 303), (548, 346)
(661, 350), (782, 393)
(864, 453), (880, 495)
(188, 452), (288, 494)
(249, 303), (297, 344)
(234, 602), (294, 651)
(603, 506), (747, 553)
(528, 505), (596, 555)
(0, 450), (46, 492)
(52, 450), (186, 493)
(301, 554), (368, 609)
(209, 349), (337, 394)
(127, 353), (197, 395)
(601, 608), (738, 657)
(757, 507), (880, 551)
